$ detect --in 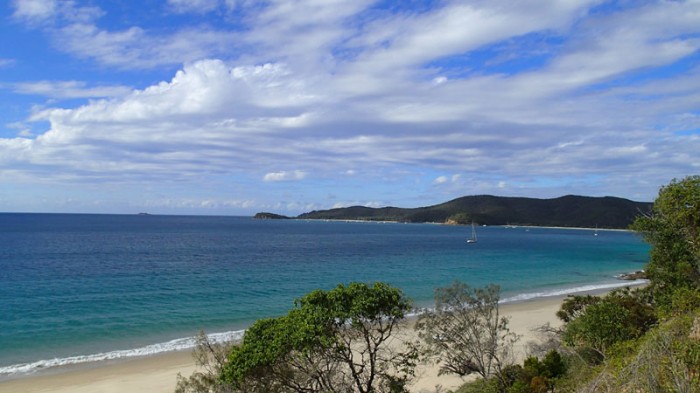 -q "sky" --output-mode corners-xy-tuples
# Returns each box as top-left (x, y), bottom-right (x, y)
(1, 0), (699, 216)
